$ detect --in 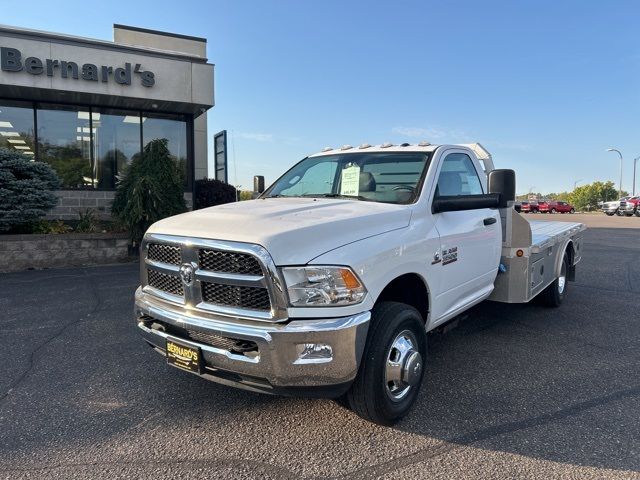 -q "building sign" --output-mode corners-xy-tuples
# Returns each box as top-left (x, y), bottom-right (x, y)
(0, 47), (155, 87)
(214, 130), (228, 183)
